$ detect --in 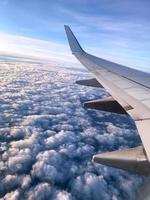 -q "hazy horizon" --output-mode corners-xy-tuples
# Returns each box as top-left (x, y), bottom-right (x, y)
(0, 0), (150, 70)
